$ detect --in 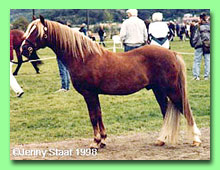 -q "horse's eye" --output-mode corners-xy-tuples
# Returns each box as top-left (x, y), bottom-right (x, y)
(44, 34), (48, 39)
